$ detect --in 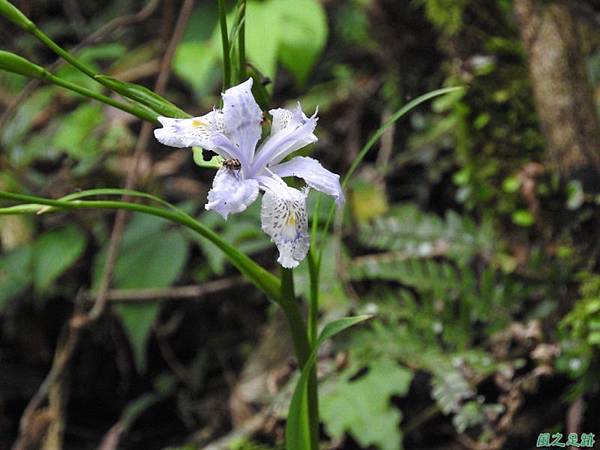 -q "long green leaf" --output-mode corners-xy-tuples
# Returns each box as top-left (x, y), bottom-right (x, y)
(0, 191), (281, 302)
(0, 50), (158, 122)
(342, 86), (463, 188)
(94, 76), (190, 118)
(286, 315), (371, 450)
(57, 188), (186, 214)
(313, 86), (466, 309)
